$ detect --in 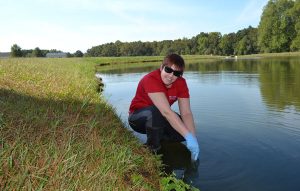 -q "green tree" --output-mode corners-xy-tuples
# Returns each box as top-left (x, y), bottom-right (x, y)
(207, 32), (221, 55)
(235, 26), (259, 55)
(66, 52), (73, 57)
(290, 23), (300, 50)
(10, 44), (23, 57)
(236, 36), (249, 55)
(258, 0), (295, 53)
(74, 50), (83, 57)
(160, 40), (174, 56)
(258, 0), (278, 52)
(189, 36), (198, 54)
(170, 38), (190, 55)
(290, 0), (300, 51)
(101, 43), (118, 56)
(32, 47), (43, 57)
(276, 0), (295, 51)
(197, 32), (209, 54)
(220, 33), (236, 55)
